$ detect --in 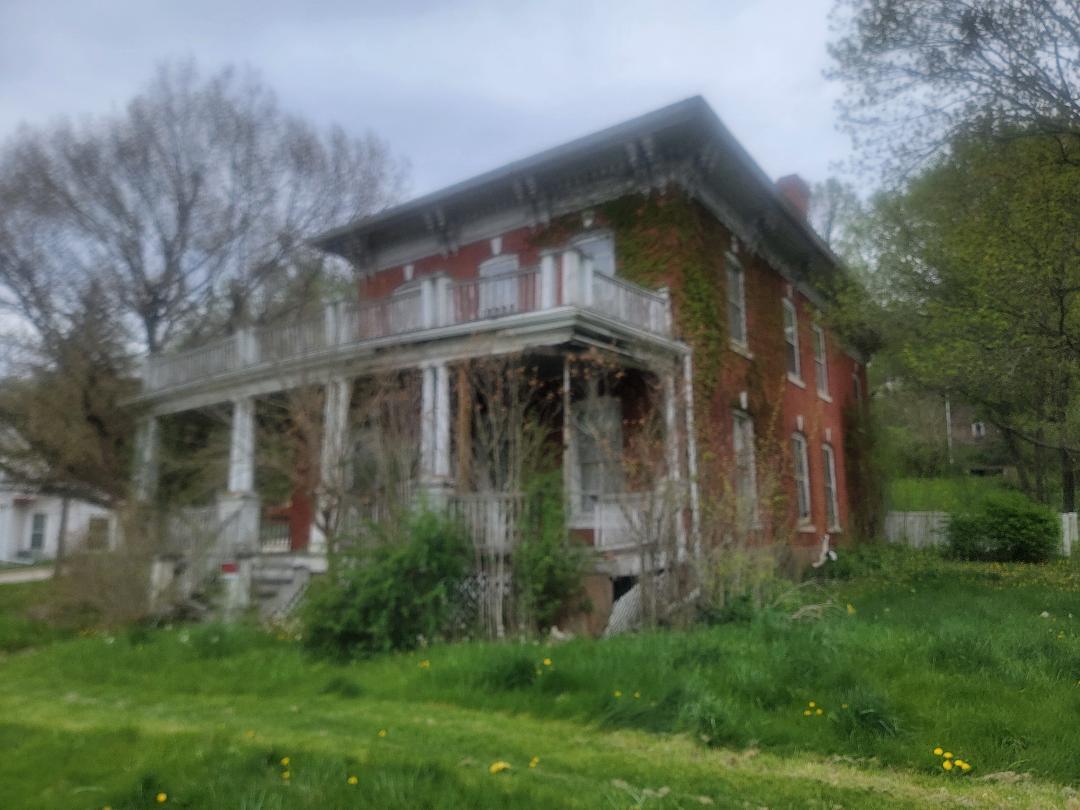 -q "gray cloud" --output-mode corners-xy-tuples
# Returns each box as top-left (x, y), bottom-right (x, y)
(0, 0), (848, 197)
